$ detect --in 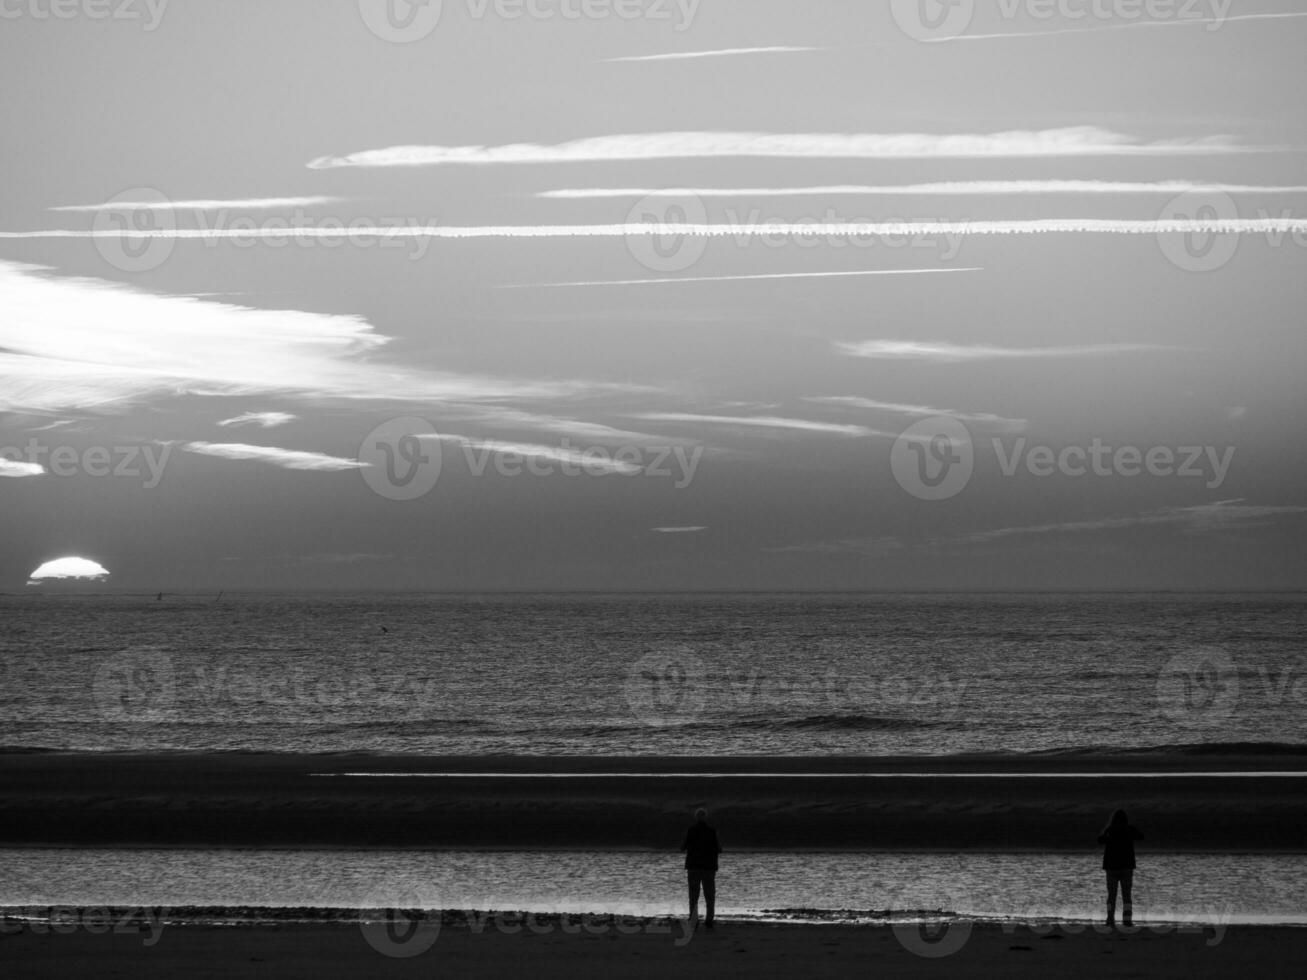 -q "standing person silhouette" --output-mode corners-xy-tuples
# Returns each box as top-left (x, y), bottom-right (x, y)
(1098, 809), (1143, 927)
(681, 808), (722, 930)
